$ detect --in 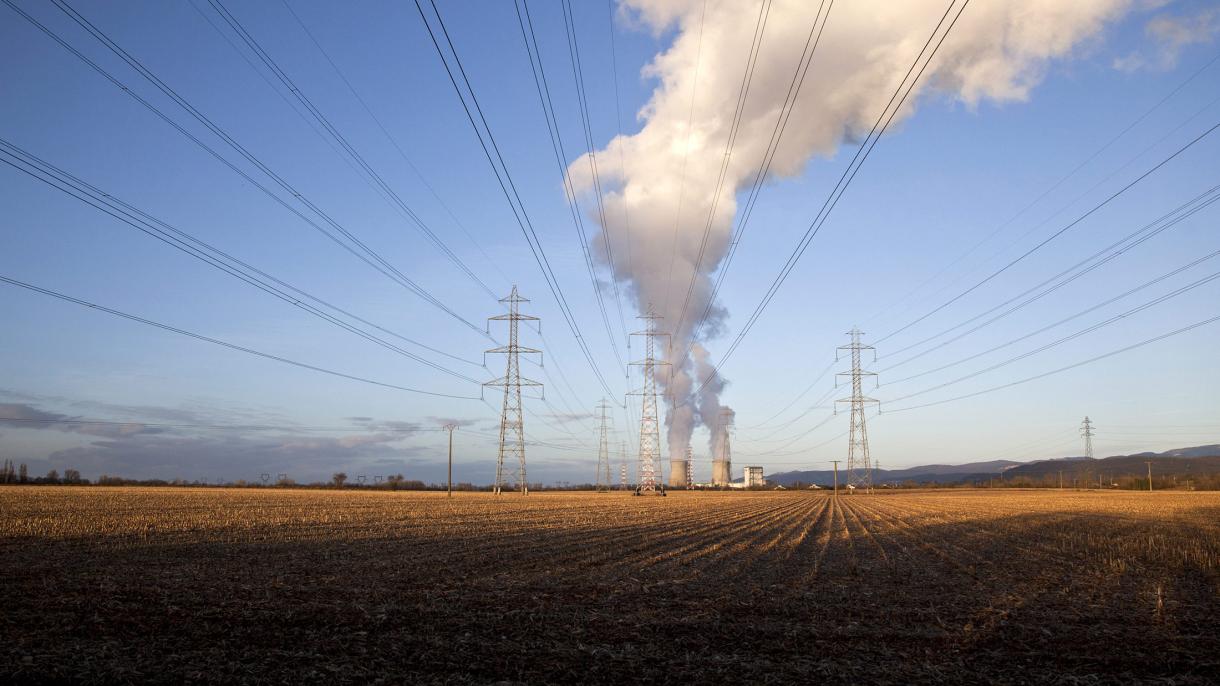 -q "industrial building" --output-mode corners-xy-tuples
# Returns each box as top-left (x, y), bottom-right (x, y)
(744, 466), (765, 488)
